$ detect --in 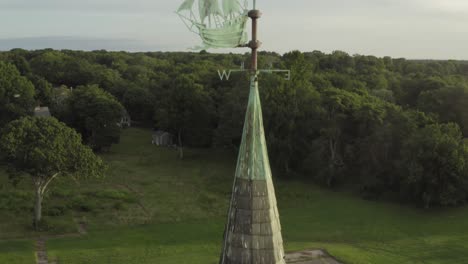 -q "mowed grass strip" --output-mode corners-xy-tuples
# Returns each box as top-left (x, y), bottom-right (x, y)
(47, 221), (223, 264)
(2, 128), (468, 263)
